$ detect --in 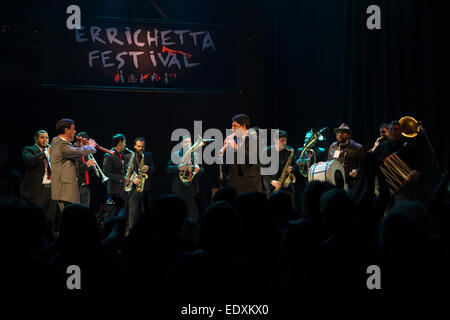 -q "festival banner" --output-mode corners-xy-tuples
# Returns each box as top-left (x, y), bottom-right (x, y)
(42, 15), (236, 91)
